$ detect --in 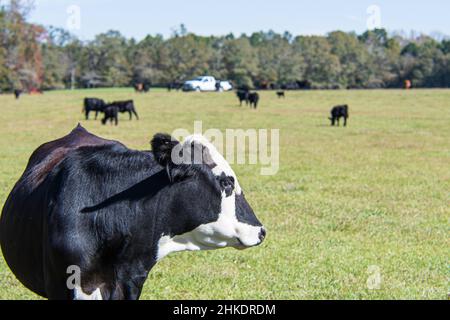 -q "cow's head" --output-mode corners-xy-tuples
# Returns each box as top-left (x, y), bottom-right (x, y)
(152, 134), (266, 260)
